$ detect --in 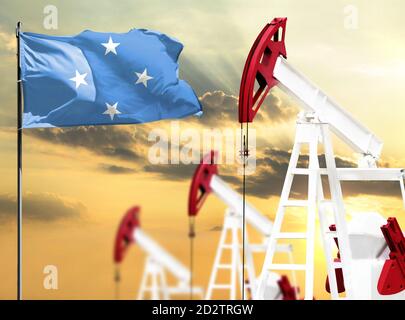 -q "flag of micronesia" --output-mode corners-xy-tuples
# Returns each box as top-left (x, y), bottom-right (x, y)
(19, 29), (202, 128)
